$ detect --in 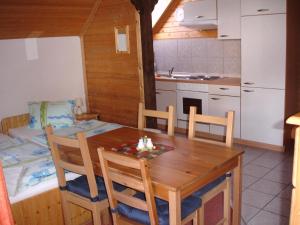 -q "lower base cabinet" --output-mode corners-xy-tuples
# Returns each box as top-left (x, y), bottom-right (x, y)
(208, 95), (241, 138)
(156, 89), (177, 127)
(241, 87), (285, 146)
